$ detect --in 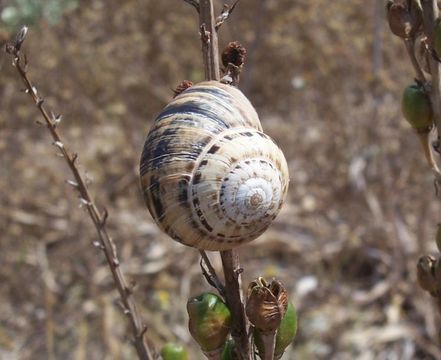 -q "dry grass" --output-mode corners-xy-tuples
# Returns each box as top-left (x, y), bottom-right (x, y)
(1, 0), (441, 359)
